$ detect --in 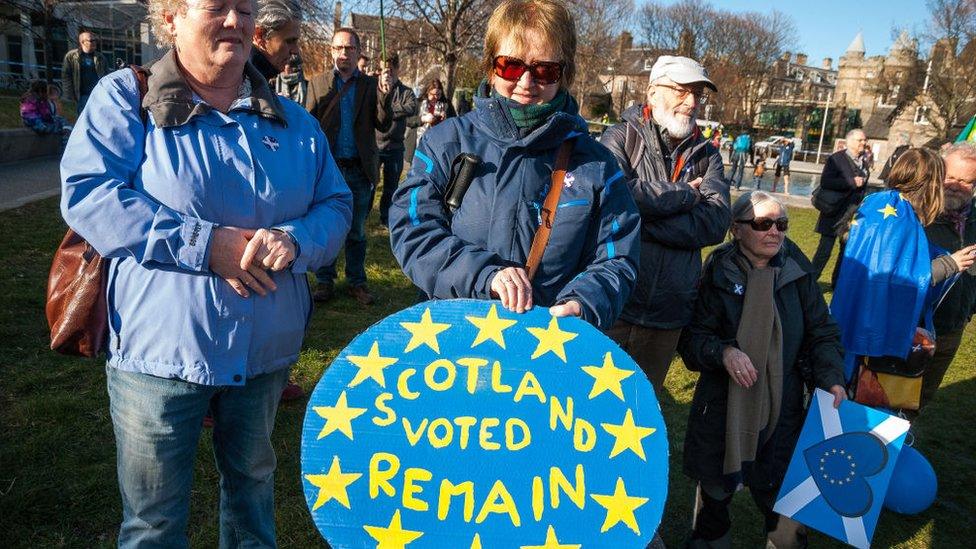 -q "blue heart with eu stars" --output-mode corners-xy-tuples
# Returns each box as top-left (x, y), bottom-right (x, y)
(803, 432), (888, 517)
